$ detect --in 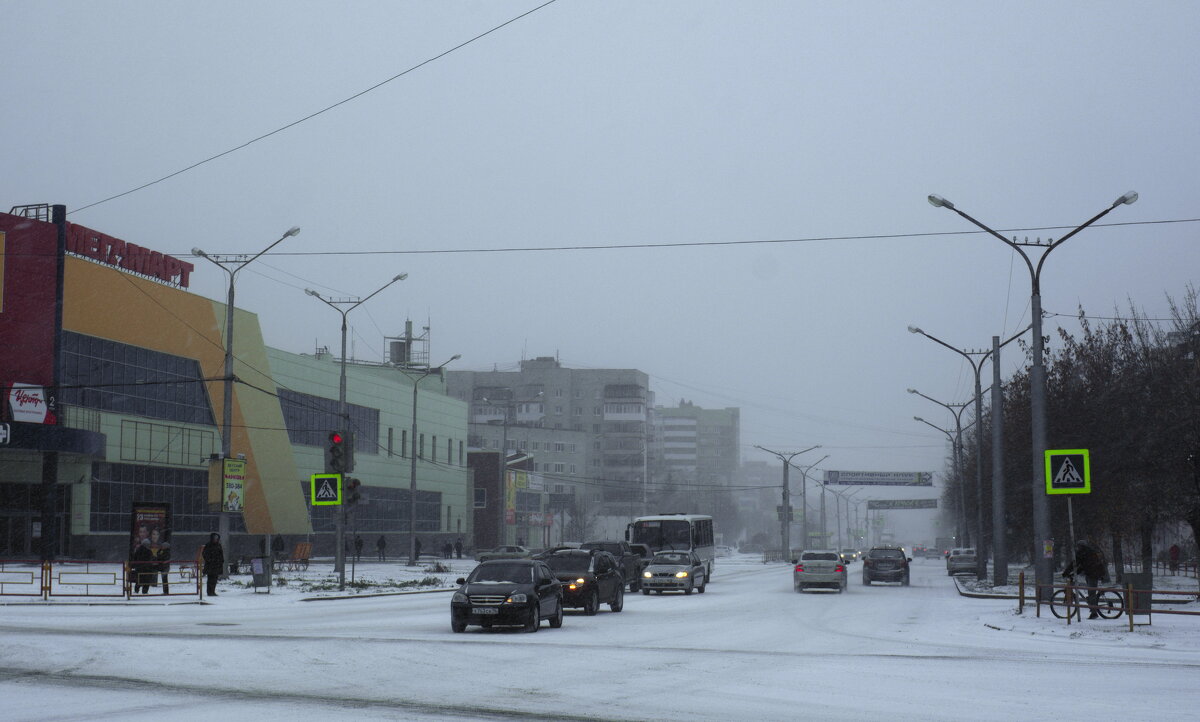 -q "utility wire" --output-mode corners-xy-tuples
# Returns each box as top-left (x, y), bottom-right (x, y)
(70, 0), (560, 215)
